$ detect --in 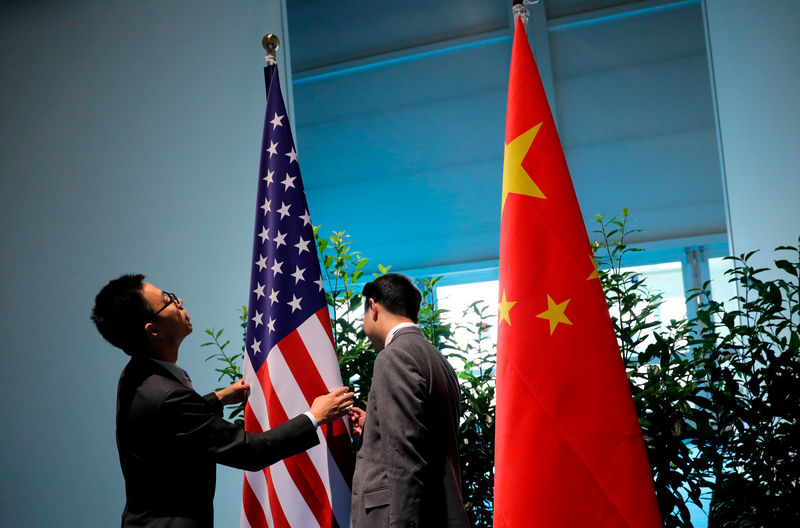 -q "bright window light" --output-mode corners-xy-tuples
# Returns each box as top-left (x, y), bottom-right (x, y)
(610, 262), (687, 350)
(436, 280), (498, 370)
